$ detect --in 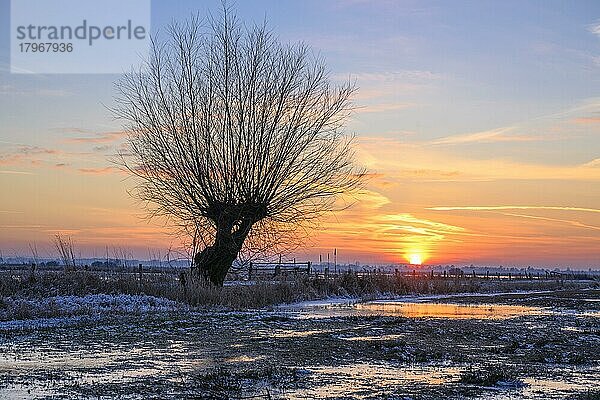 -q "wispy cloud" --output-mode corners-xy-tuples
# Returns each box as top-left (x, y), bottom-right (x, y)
(582, 158), (600, 168)
(588, 20), (600, 38)
(64, 131), (125, 144)
(502, 213), (600, 231)
(337, 69), (442, 101)
(77, 166), (120, 175)
(428, 206), (600, 214)
(356, 102), (416, 114)
(429, 127), (539, 145)
(0, 142), (123, 183)
(380, 214), (466, 233)
(316, 186), (474, 262)
(321, 209), (470, 260)
(425, 100), (600, 149)
(0, 225), (45, 229)
(337, 70), (443, 83)
(0, 145), (59, 166)
(356, 136), (600, 182)
(0, 170), (34, 175)
(572, 117), (600, 124)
